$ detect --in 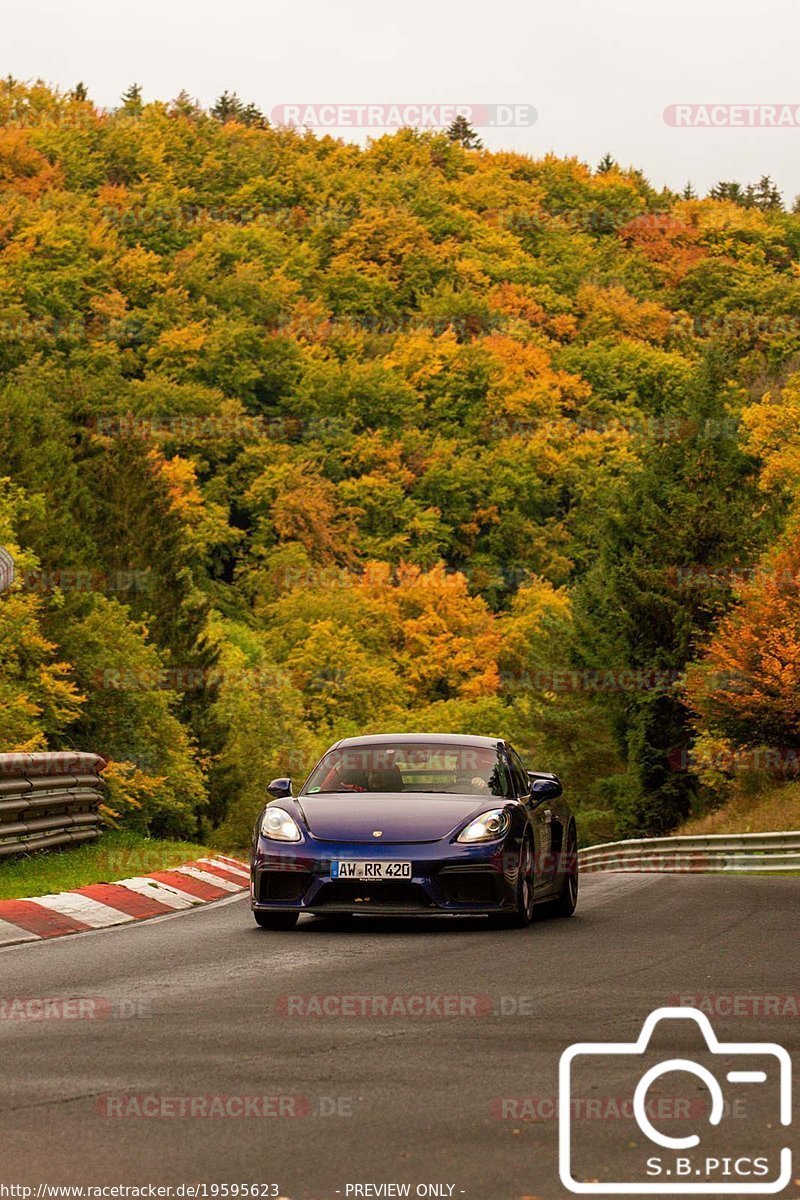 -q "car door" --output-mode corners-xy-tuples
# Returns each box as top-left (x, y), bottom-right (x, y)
(507, 746), (553, 893)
